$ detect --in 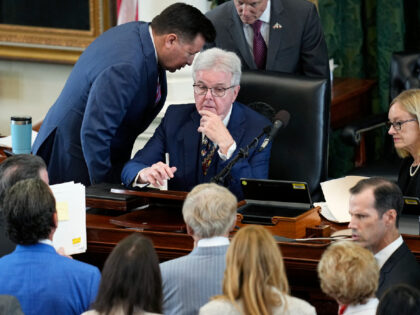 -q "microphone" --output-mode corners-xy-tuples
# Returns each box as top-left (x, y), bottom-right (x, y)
(258, 110), (290, 152)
